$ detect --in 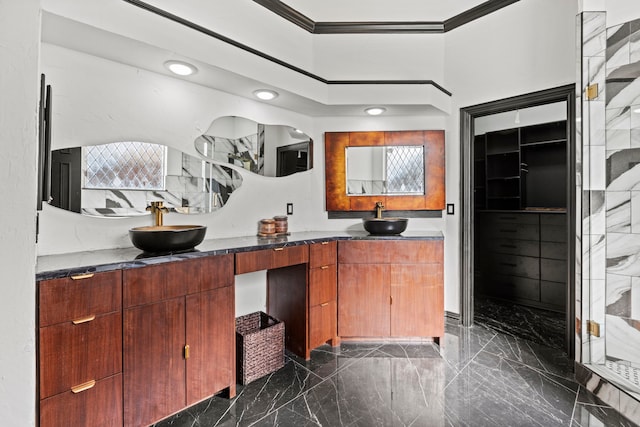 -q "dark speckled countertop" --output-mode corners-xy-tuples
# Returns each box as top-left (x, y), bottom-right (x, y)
(36, 230), (443, 281)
